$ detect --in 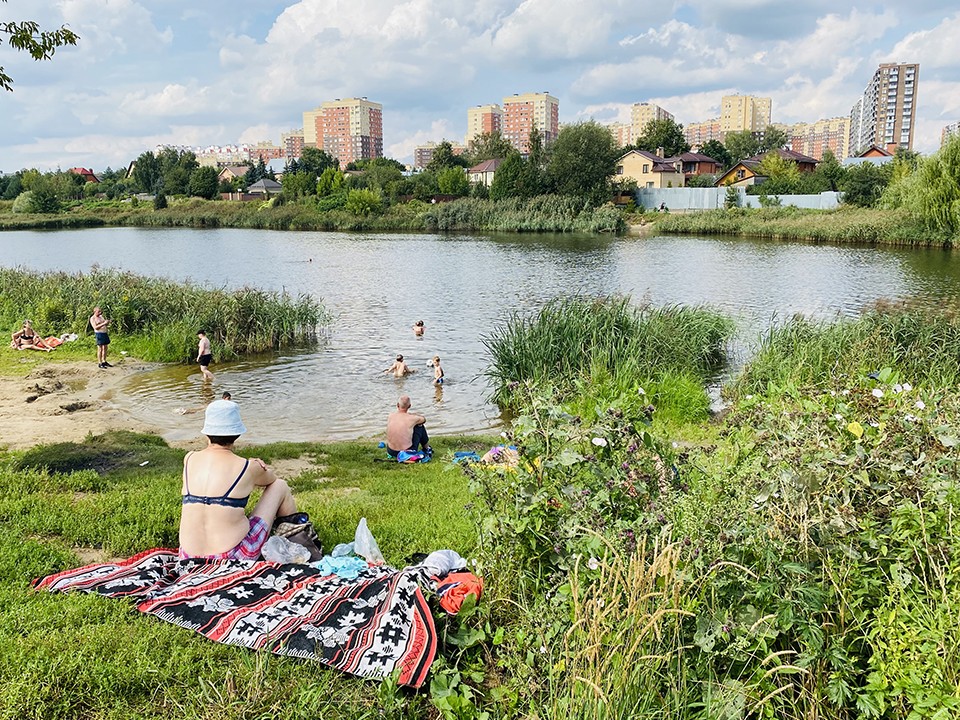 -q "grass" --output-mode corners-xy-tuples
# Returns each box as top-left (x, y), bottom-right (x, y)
(0, 268), (328, 363)
(651, 205), (953, 247)
(0, 430), (490, 719)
